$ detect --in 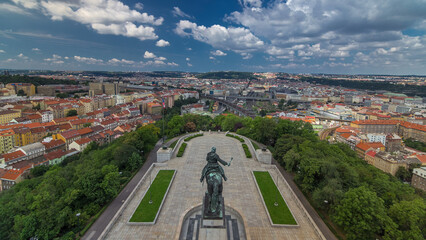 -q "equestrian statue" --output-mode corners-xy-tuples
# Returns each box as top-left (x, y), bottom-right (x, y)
(200, 147), (232, 218)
